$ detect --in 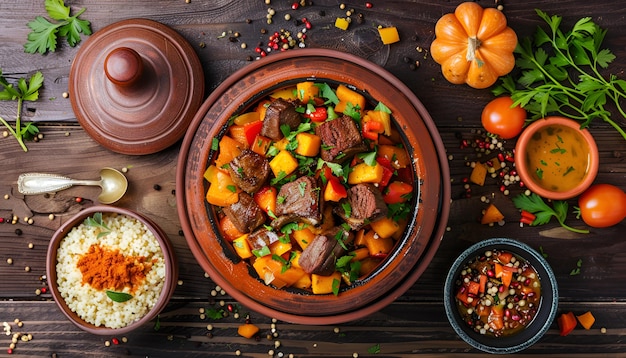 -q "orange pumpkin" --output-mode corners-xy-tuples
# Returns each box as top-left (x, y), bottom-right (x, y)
(430, 2), (517, 89)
